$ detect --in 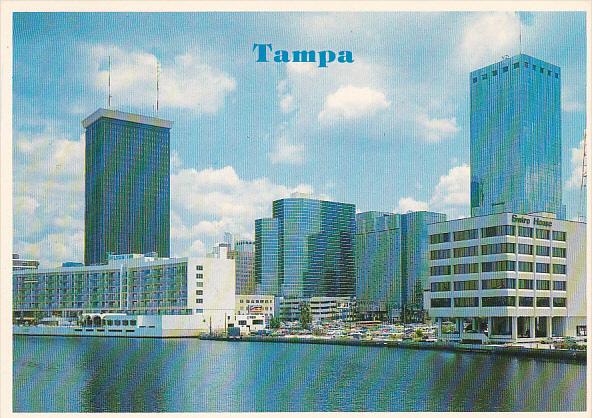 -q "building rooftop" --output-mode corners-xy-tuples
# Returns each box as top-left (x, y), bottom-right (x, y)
(82, 108), (173, 129)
